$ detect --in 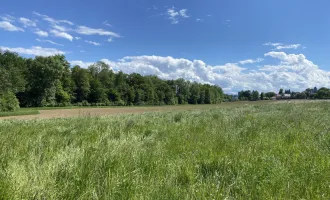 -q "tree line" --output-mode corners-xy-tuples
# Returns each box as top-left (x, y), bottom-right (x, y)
(237, 87), (330, 101)
(0, 51), (224, 111)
